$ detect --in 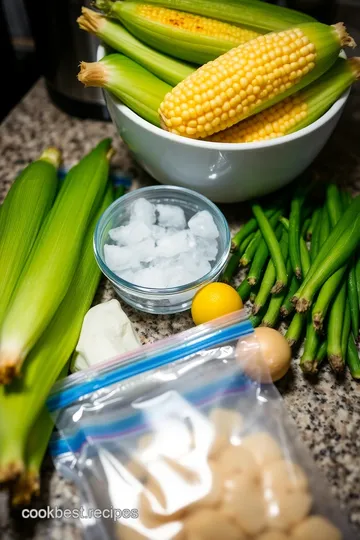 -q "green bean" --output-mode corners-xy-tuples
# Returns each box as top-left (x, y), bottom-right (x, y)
(309, 207), (322, 261)
(347, 334), (360, 379)
(222, 232), (255, 283)
(326, 183), (343, 228)
(280, 215), (310, 281)
(280, 275), (298, 318)
(356, 255), (360, 322)
(327, 280), (347, 374)
(341, 189), (352, 209)
(231, 208), (276, 252)
(319, 205), (330, 246)
(240, 211), (281, 266)
(247, 224), (282, 287)
(308, 206), (321, 244)
(252, 204), (287, 293)
(314, 340), (328, 369)
(301, 217), (311, 239)
(341, 302), (351, 361)
(240, 230), (261, 267)
(221, 252), (241, 284)
(253, 228), (288, 314)
(262, 259), (292, 328)
(348, 259), (359, 338)
(312, 267), (347, 332)
(237, 279), (251, 304)
(285, 312), (306, 347)
(300, 312), (322, 374)
(293, 196), (360, 313)
(250, 282), (260, 304)
(289, 184), (310, 279)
